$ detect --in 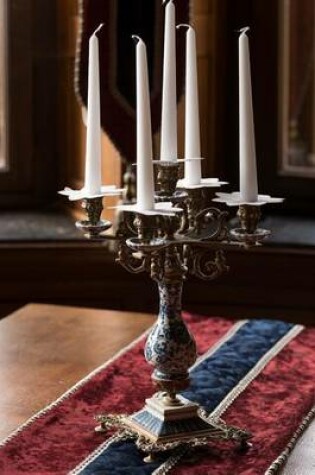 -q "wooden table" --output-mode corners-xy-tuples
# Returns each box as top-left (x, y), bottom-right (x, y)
(0, 304), (312, 474)
(0, 303), (154, 440)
